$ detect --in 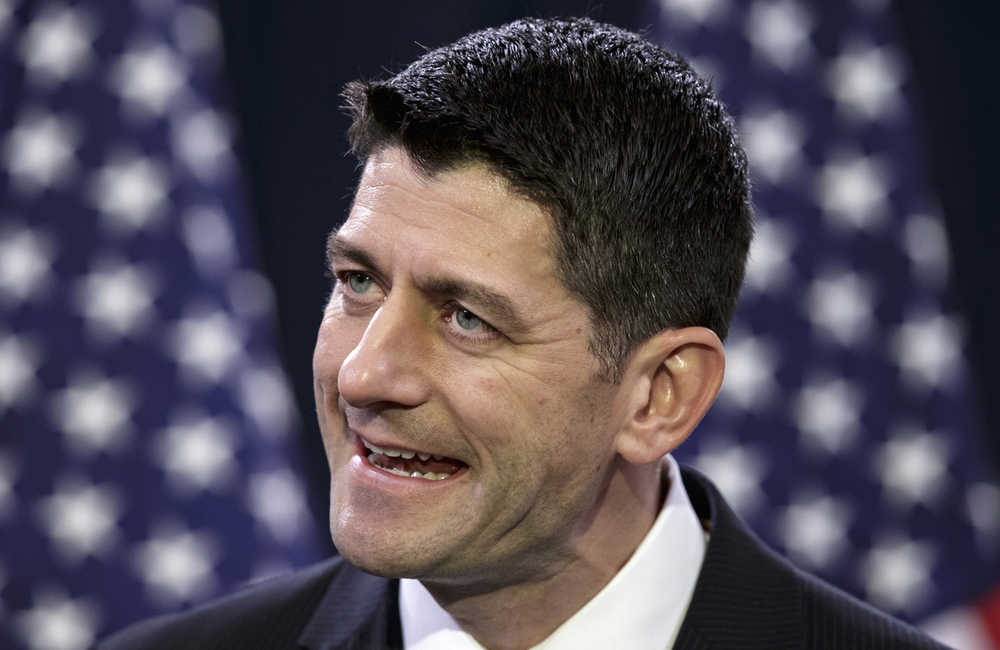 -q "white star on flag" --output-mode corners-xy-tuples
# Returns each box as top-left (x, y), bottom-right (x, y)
(132, 524), (219, 605)
(740, 107), (805, 183)
(171, 109), (233, 181)
(777, 490), (852, 569)
(2, 111), (79, 193)
(155, 413), (236, 493)
(49, 373), (135, 454)
(804, 270), (875, 346)
(14, 589), (100, 650)
(903, 214), (950, 287)
(862, 536), (935, 613)
(875, 428), (949, 508)
(0, 226), (54, 303)
(692, 438), (768, 516)
(827, 42), (903, 121)
(719, 332), (779, 411)
(247, 469), (310, 542)
(89, 153), (170, 232)
(168, 309), (244, 382)
(182, 206), (237, 274)
(0, 333), (41, 410)
(238, 366), (297, 437)
(892, 311), (962, 390)
(795, 377), (862, 454)
(743, 217), (794, 294)
(659, 0), (730, 28)
(73, 261), (158, 339)
(815, 151), (890, 230)
(745, 0), (813, 70)
(18, 6), (95, 86)
(109, 42), (187, 117)
(36, 478), (121, 562)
